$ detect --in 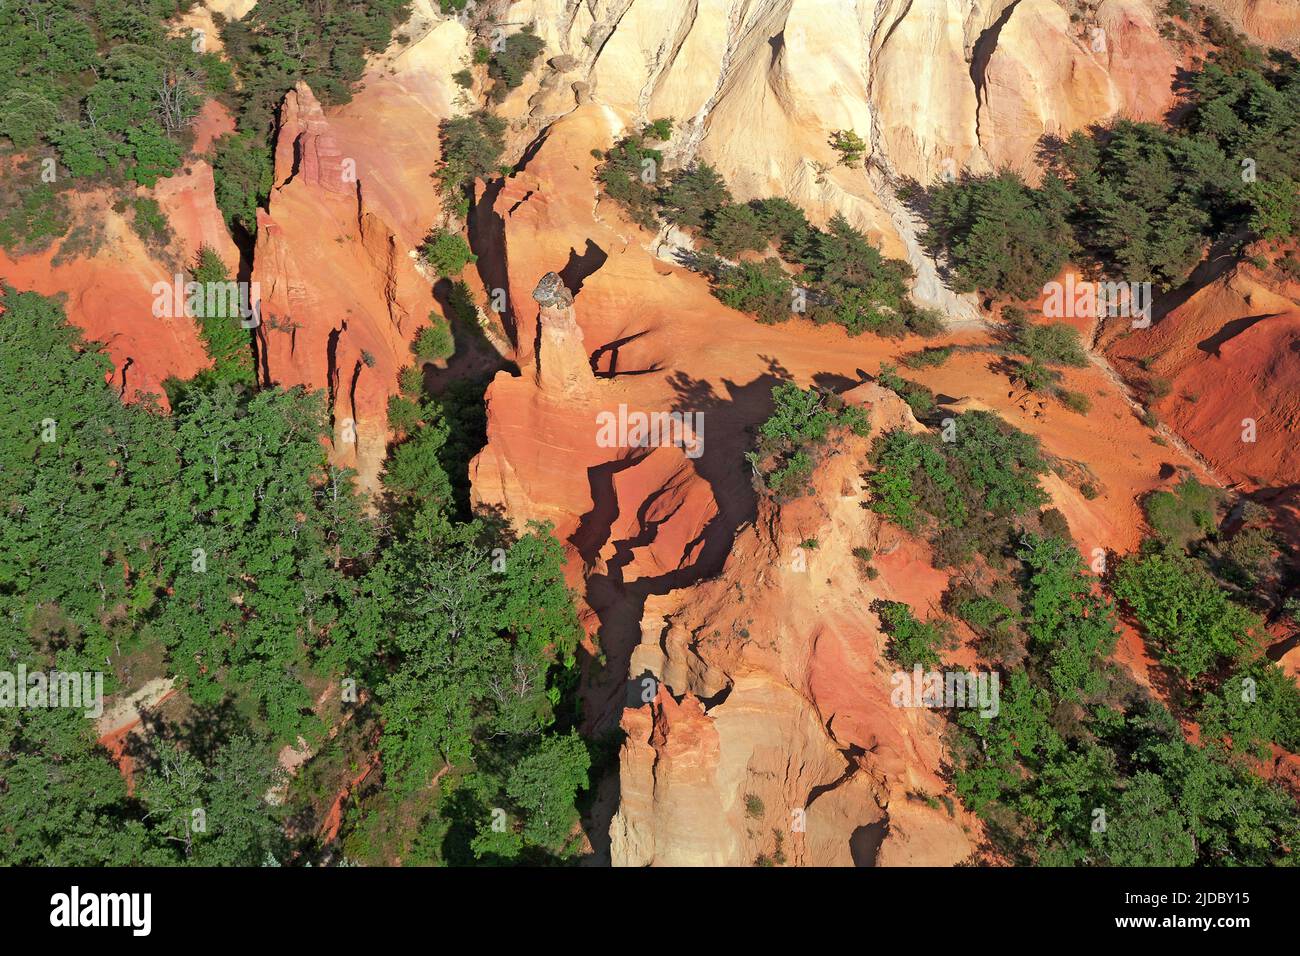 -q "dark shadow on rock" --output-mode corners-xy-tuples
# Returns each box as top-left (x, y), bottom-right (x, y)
(1197, 311), (1279, 358)
(559, 239), (608, 297)
(467, 178), (517, 347)
(573, 358), (795, 855)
